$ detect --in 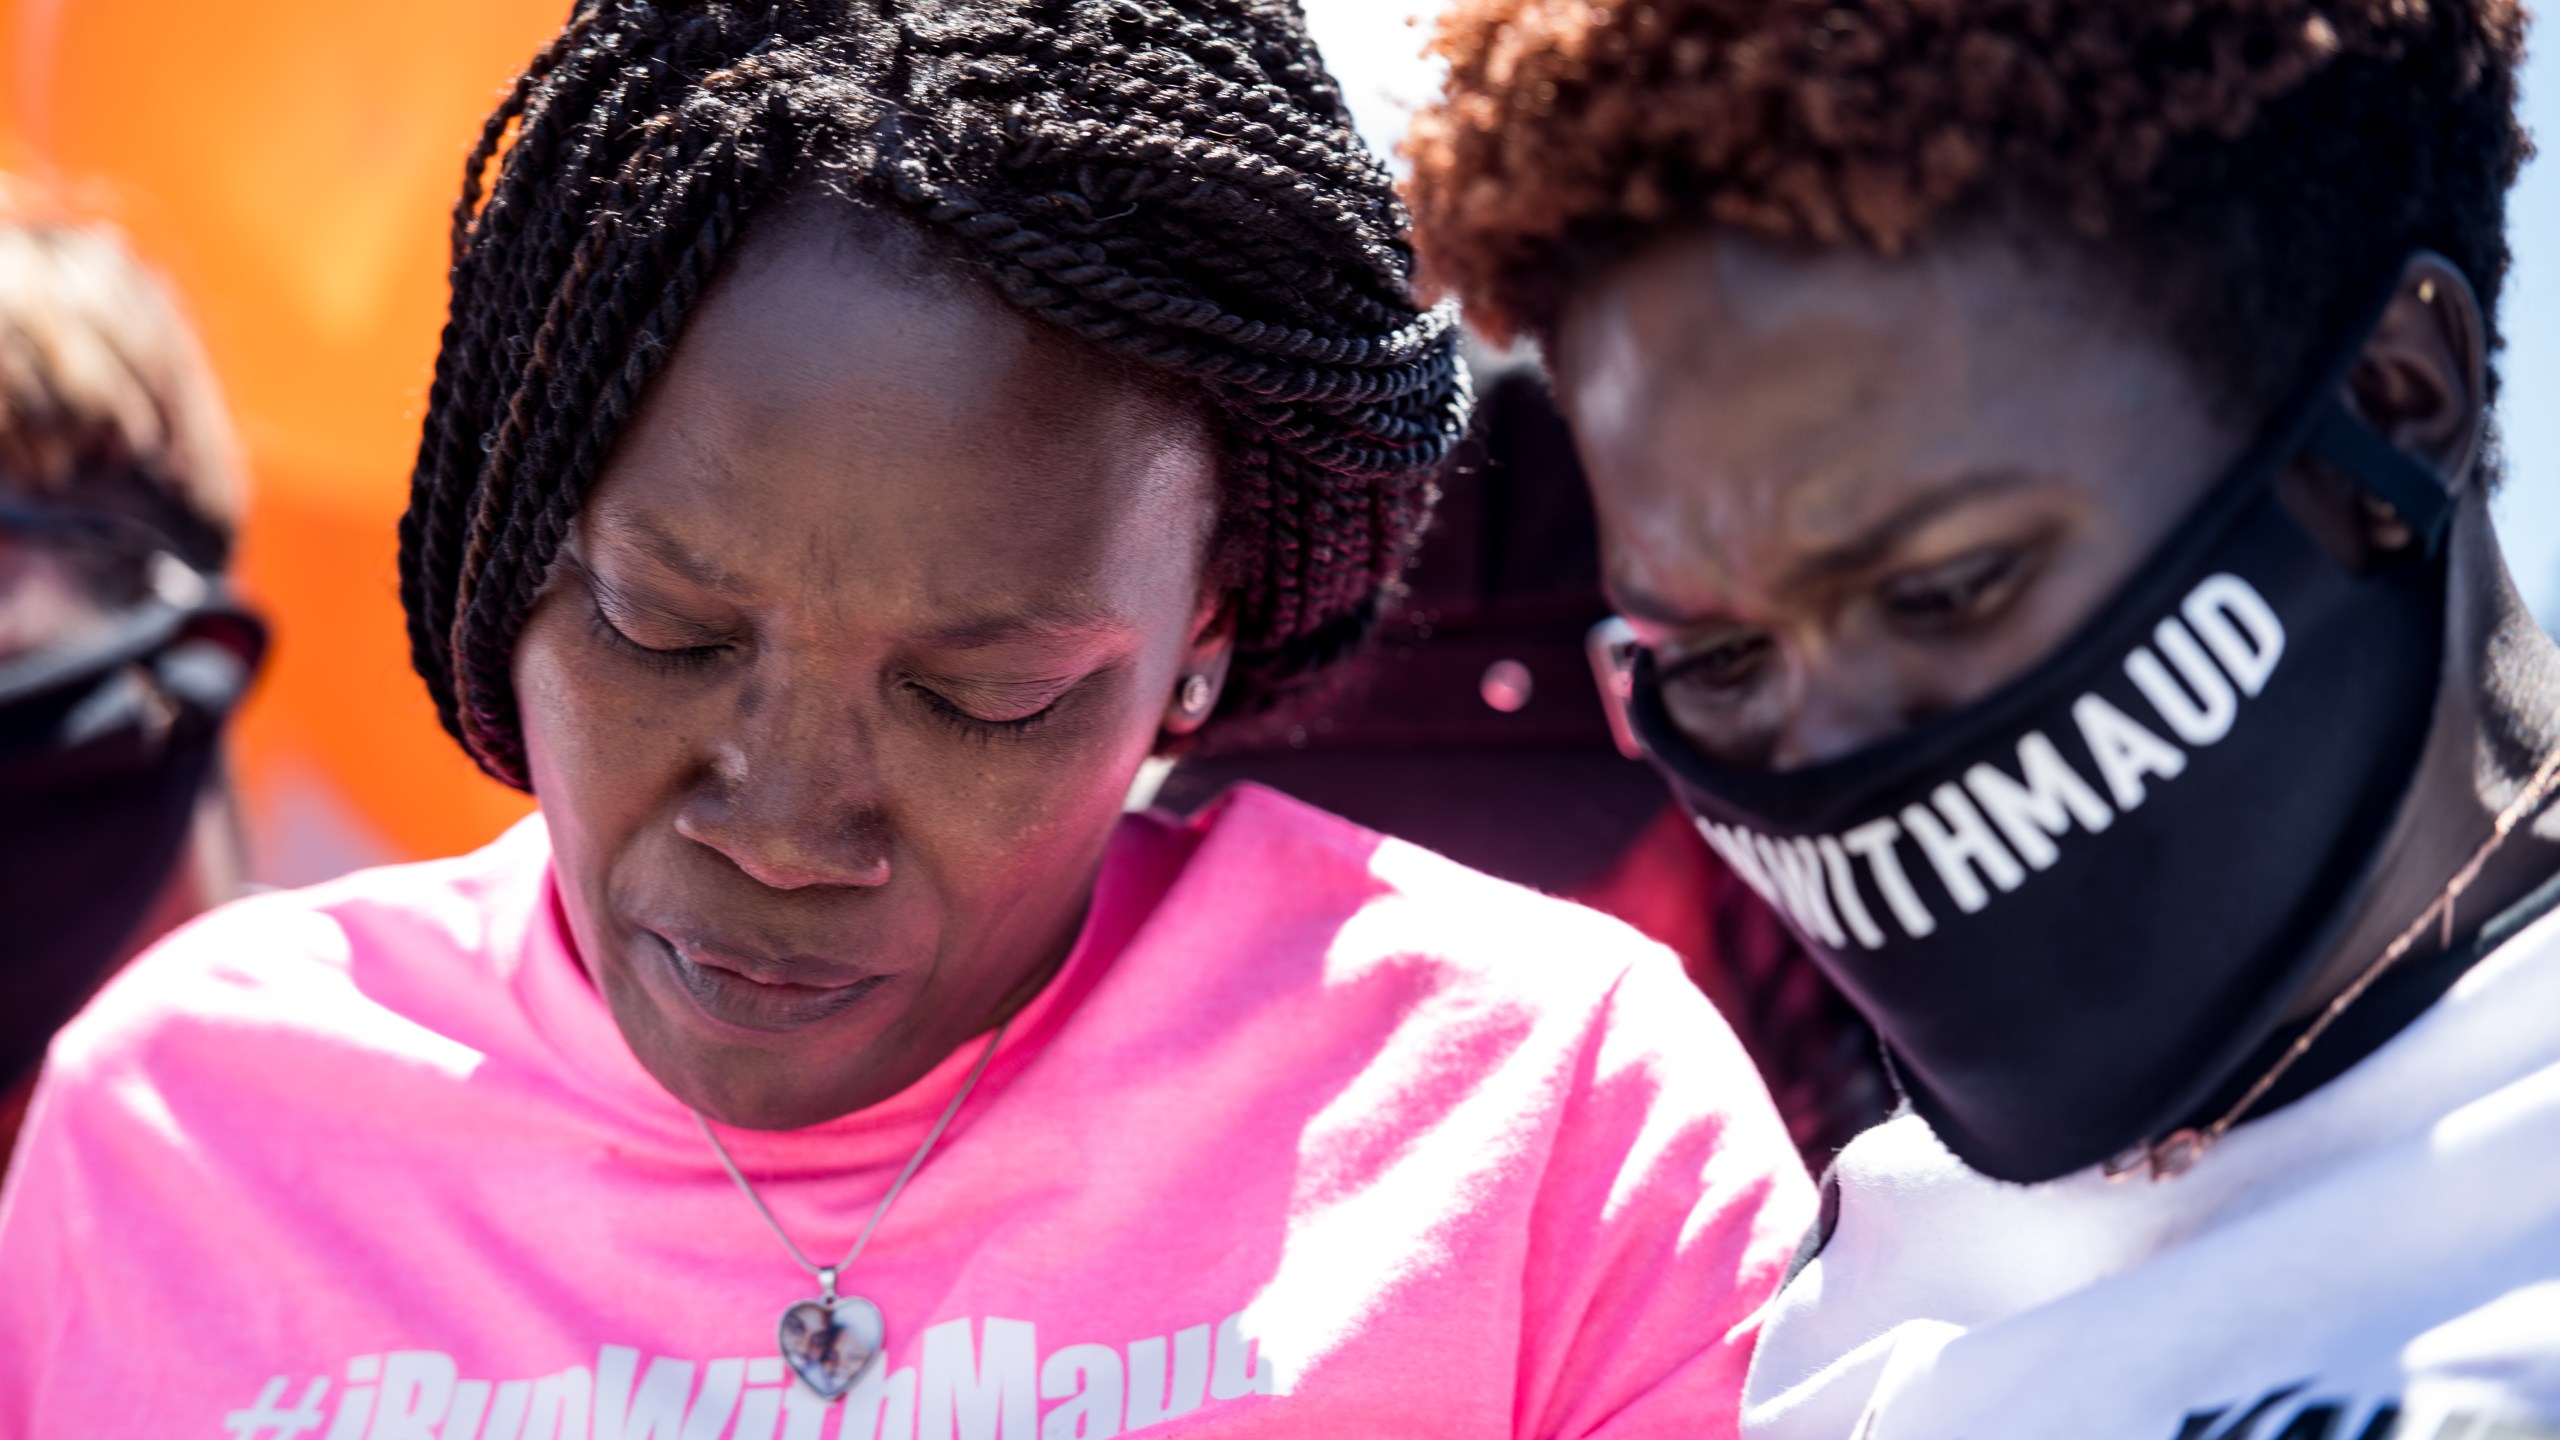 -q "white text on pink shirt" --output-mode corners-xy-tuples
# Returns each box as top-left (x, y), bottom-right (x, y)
(219, 1311), (1280, 1440)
